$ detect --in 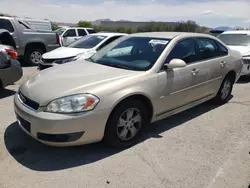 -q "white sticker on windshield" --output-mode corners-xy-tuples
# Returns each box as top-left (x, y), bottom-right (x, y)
(97, 36), (105, 39)
(149, 39), (169, 45)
